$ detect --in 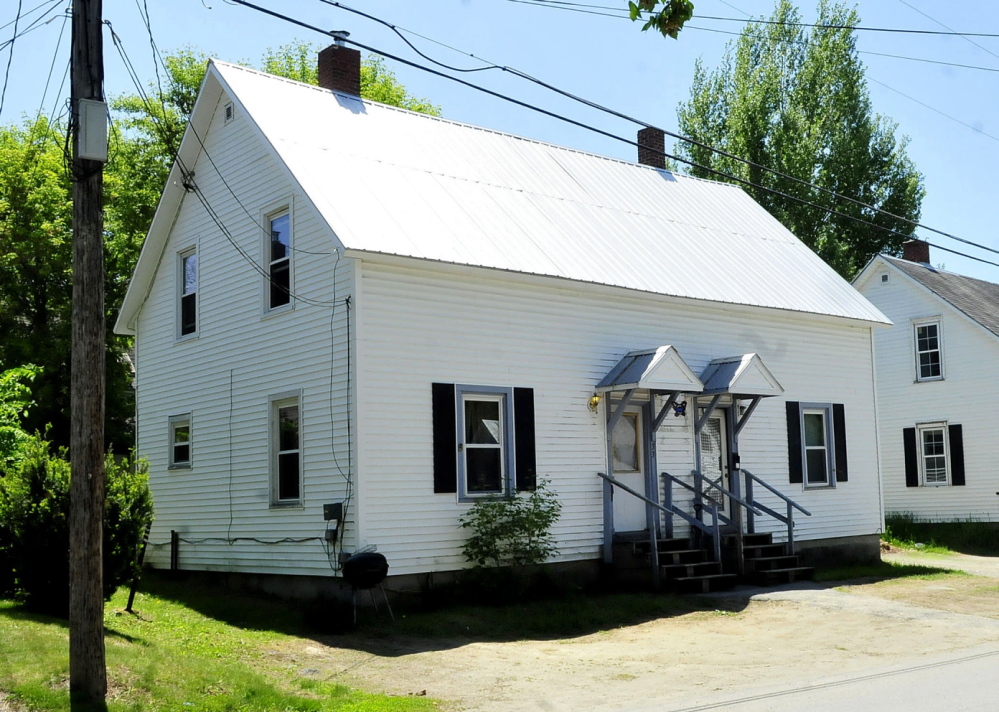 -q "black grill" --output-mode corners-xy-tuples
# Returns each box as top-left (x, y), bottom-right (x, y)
(342, 552), (389, 590)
